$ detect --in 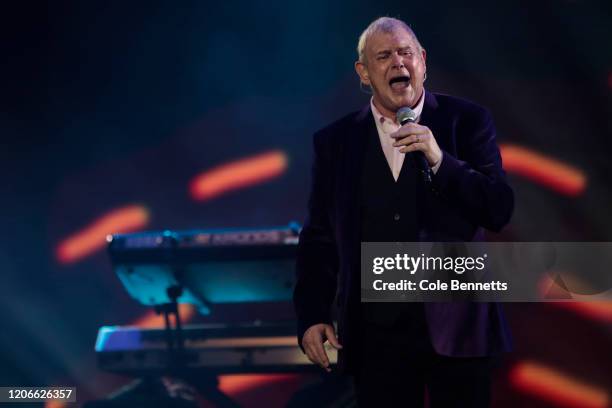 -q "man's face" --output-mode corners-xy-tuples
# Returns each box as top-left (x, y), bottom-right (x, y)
(355, 27), (427, 117)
